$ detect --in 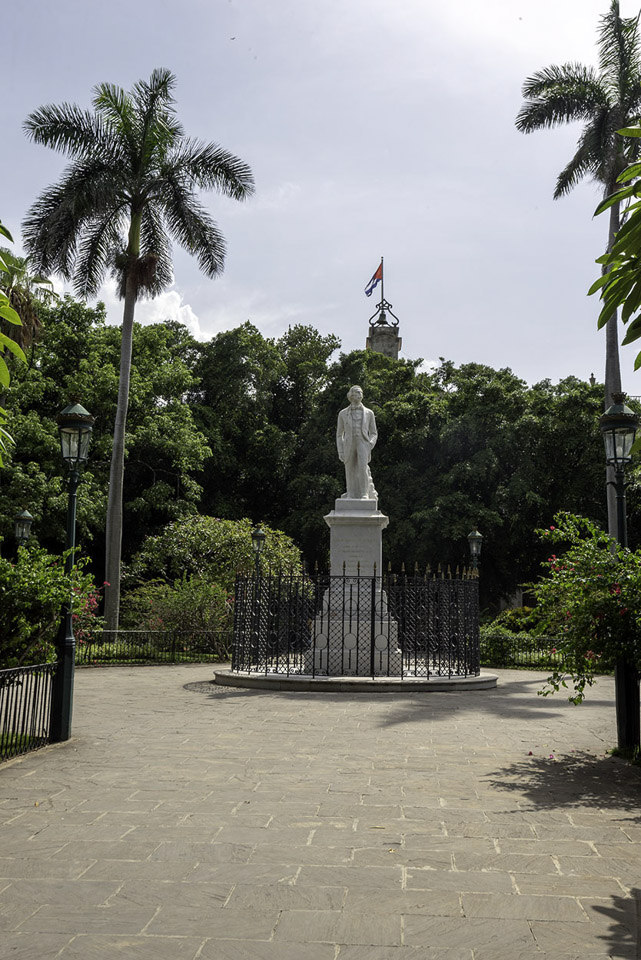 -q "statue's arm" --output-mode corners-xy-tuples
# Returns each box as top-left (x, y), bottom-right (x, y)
(368, 410), (378, 449)
(336, 411), (345, 461)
